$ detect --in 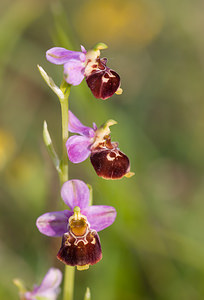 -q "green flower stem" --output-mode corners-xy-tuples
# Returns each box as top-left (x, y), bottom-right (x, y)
(59, 83), (75, 300)
(38, 66), (75, 300)
(63, 266), (75, 300)
(59, 83), (71, 186)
